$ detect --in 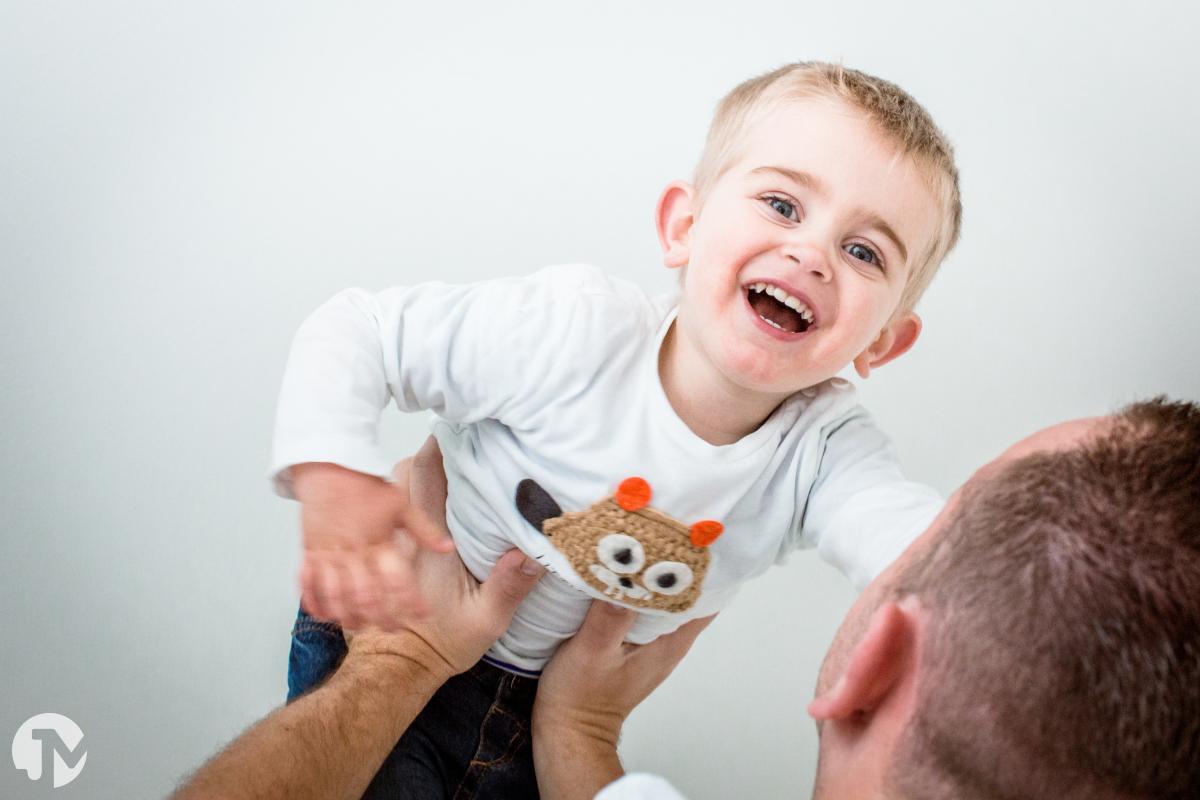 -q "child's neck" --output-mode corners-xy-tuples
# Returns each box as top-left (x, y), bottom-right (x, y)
(657, 322), (789, 446)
